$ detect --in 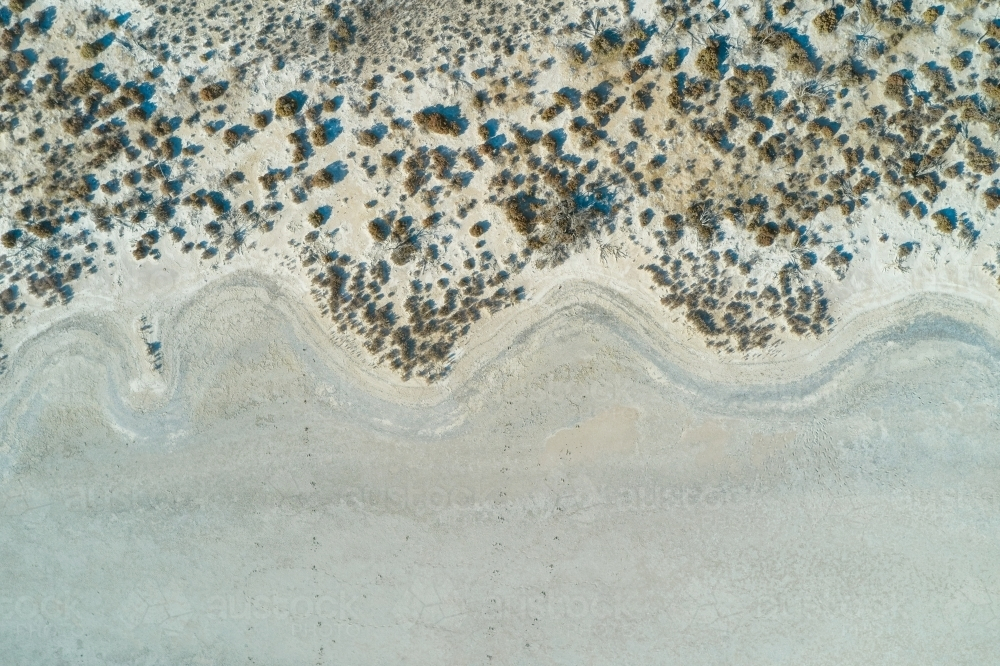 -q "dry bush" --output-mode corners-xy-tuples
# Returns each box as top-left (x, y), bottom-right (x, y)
(80, 42), (103, 59)
(540, 105), (562, 121)
(470, 221), (487, 237)
(151, 116), (173, 137)
(368, 219), (389, 242)
(358, 129), (380, 147)
(552, 90), (573, 108)
(413, 110), (462, 136)
(275, 94), (301, 118)
(982, 79), (1000, 104)
(222, 128), (241, 149)
(252, 112), (269, 129)
(932, 211), (955, 233)
(967, 150), (997, 175)
(313, 168), (335, 188)
(813, 8), (839, 34)
(62, 114), (85, 135)
(661, 50), (682, 71)
(310, 124), (328, 146)
(503, 196), (534, 235)
(583, 88), (604, 110)
(308, 210), (324, 227)
(984, 188), (1000, 211)
(695, 41), (721, 80)
(590, 29), (623, 60)
(885, 72), (909, 105)
(199, 83), (226, 102)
